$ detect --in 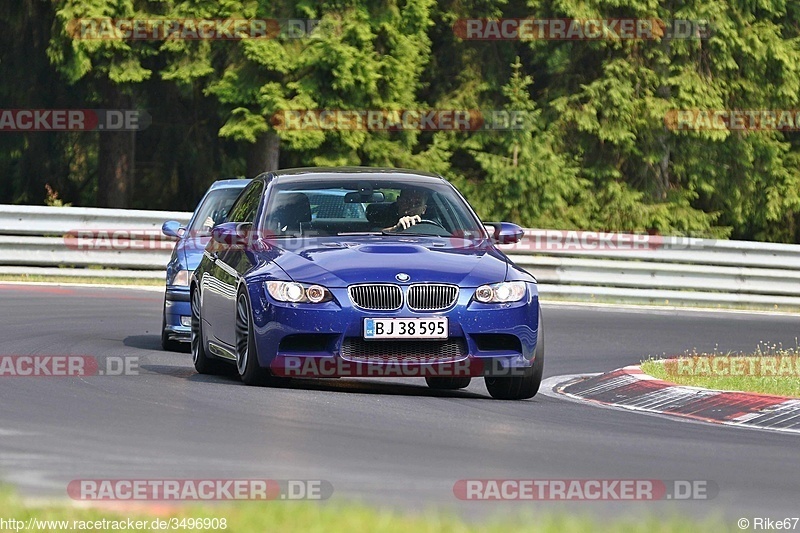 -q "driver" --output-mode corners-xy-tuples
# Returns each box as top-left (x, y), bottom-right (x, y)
(384, 187), (429, 231)
(201, 208), (228, 233)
